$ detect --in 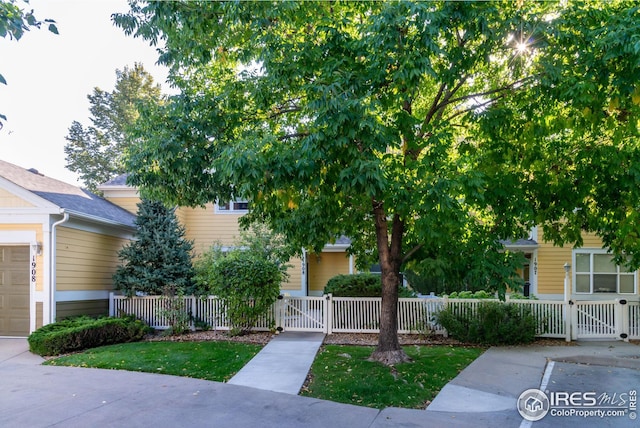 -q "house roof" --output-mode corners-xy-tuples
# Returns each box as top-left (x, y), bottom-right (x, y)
(0, 160), (136, 228)
(101, 173), (129, 187)
(501, 238), (538, 251)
